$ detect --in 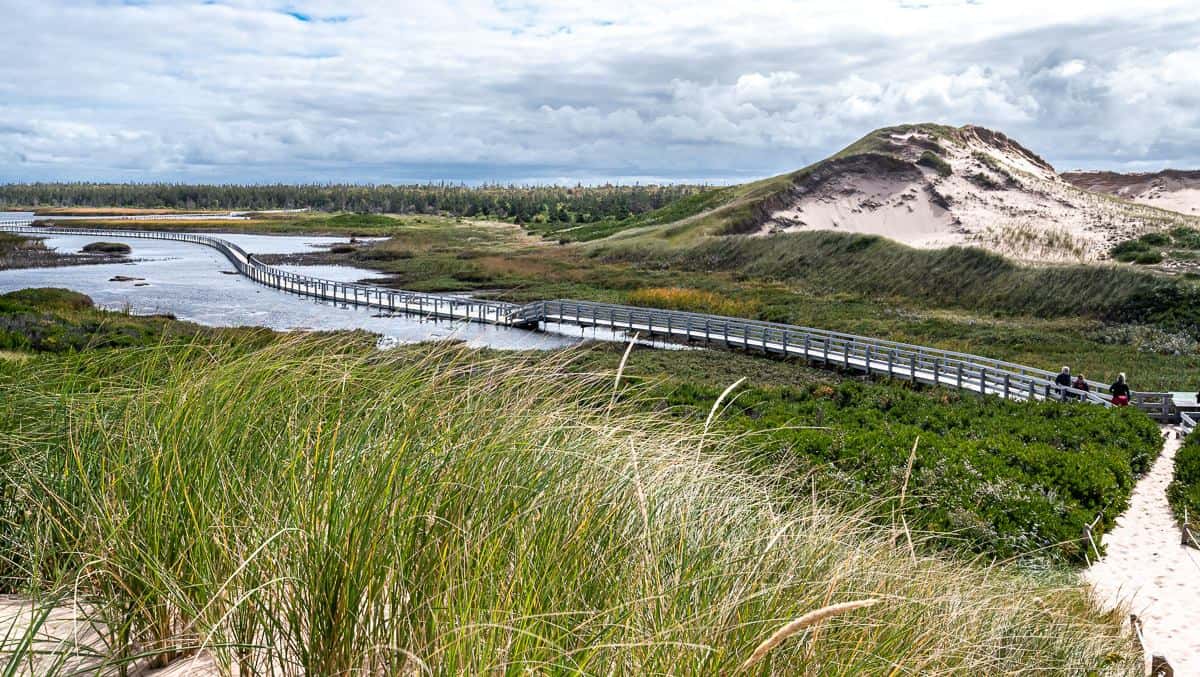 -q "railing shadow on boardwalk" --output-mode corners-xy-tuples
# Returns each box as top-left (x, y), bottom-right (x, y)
(1, 219), (1184, 421)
